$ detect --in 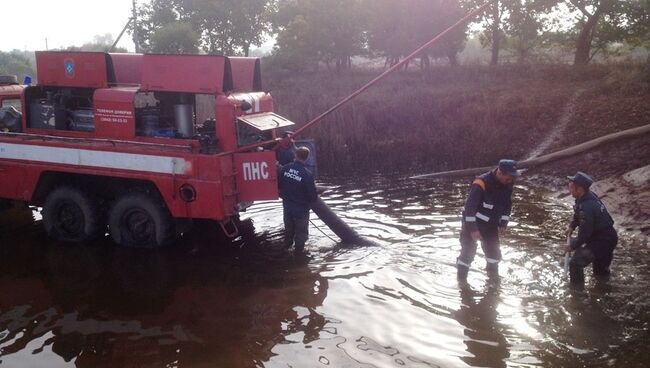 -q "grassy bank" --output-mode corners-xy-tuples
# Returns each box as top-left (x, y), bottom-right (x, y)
(264, 64), (650, 175)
